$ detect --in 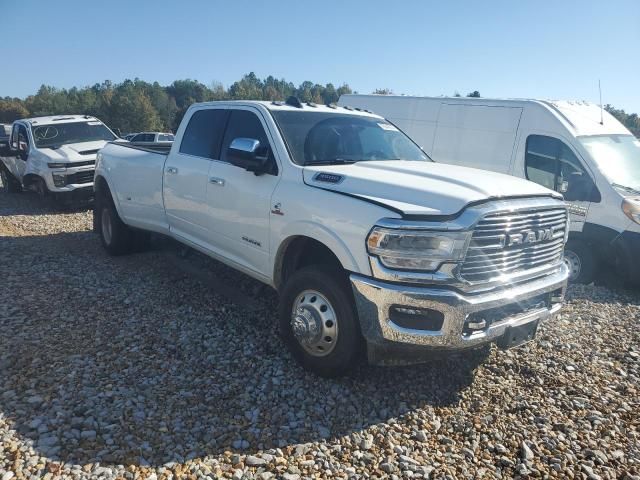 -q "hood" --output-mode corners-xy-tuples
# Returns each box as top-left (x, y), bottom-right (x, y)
(303, 161), (561, 217)
(39, 140), (109, 162)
